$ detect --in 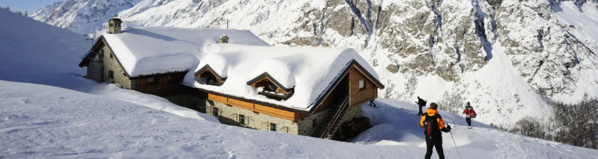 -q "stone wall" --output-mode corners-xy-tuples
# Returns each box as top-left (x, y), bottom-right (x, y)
(206, 100), (299, 134)
(96, 45), (132, 89)
(336, 105), (366, 138)
(86, 51), (103, 81)
(297, 109), (333, 137)
(205, 98), (367, 138)
(298, 105), (365, 137)
(343, 105), (365, 123)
